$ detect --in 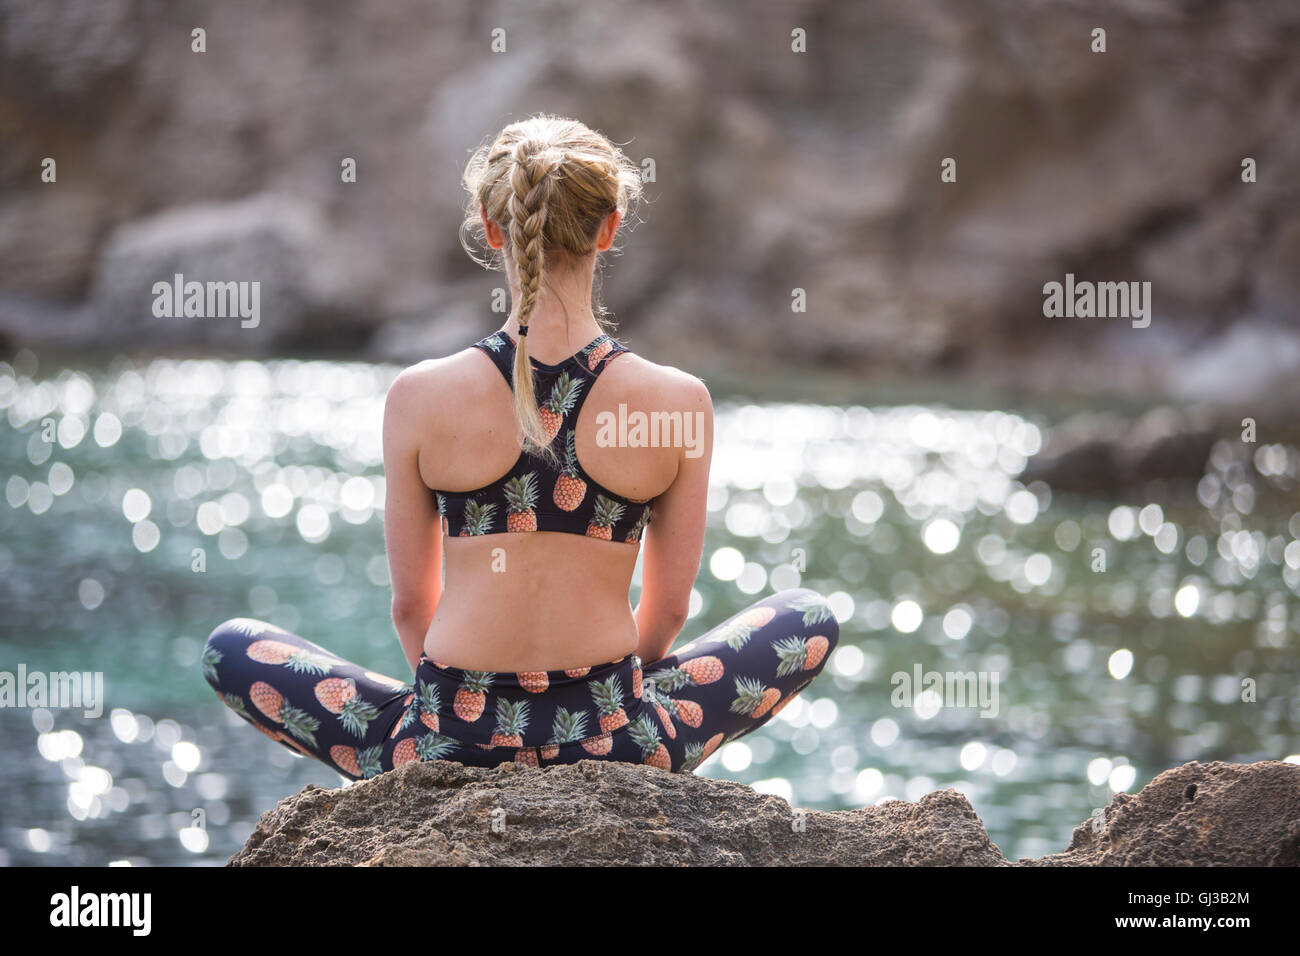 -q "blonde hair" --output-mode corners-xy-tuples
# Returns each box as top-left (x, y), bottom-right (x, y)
(460, 114), (642, 462)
